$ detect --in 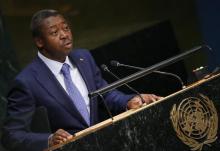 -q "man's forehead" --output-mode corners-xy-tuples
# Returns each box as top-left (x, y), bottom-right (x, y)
(41, 15), (67, 28)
